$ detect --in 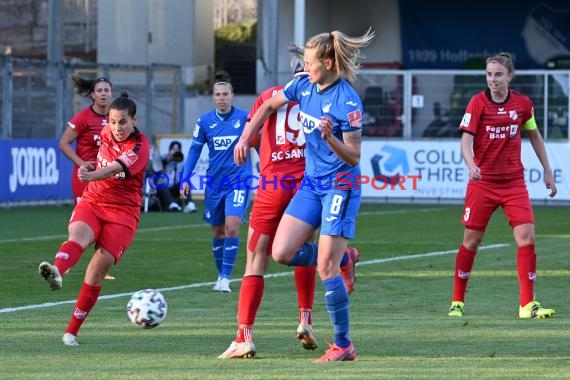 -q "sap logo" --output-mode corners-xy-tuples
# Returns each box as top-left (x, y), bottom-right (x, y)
(9, 147), (60, 193)
(370, 144), (410, 186)
(299, 111), (320, 134)
(213, 136), (238, 150)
